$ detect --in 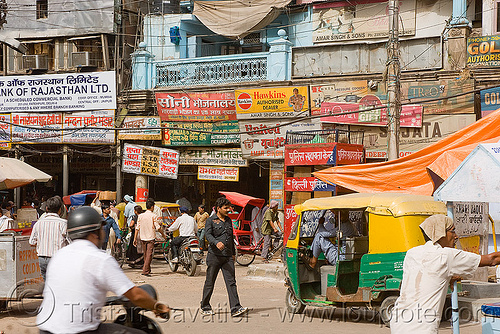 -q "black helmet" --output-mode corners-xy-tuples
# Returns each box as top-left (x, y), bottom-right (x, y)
(67, 206), (103, 240)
